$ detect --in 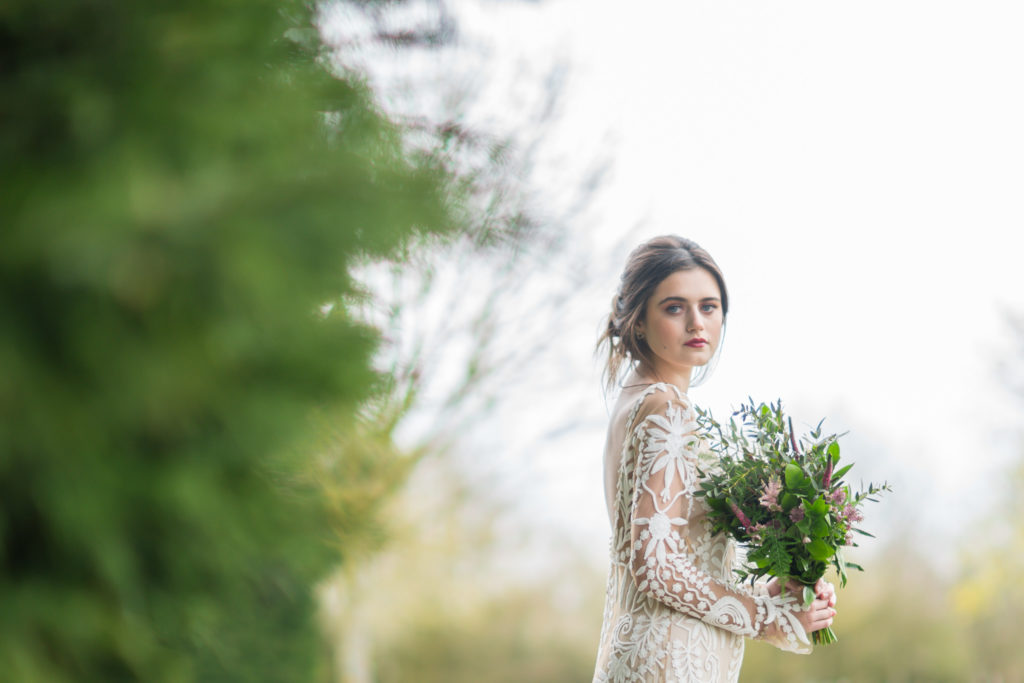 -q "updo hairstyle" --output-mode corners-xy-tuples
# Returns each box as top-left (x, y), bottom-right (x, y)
(597, 235), (729, 390)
